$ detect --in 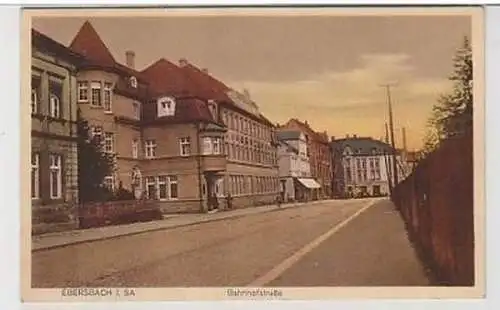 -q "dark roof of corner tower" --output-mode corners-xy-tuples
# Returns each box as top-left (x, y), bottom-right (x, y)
(141, 58), (197, 98)
(69, 21), (147, 82)
(69, 21), (116, 67)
